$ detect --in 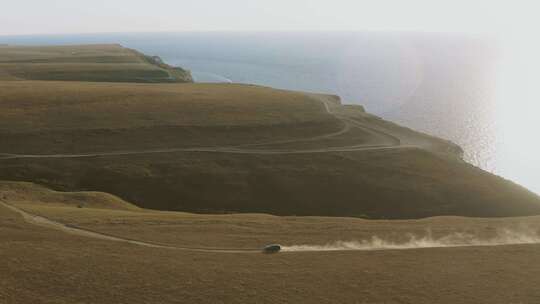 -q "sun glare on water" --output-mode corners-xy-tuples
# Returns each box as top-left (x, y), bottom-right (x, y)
(492, 33), (540, 194)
